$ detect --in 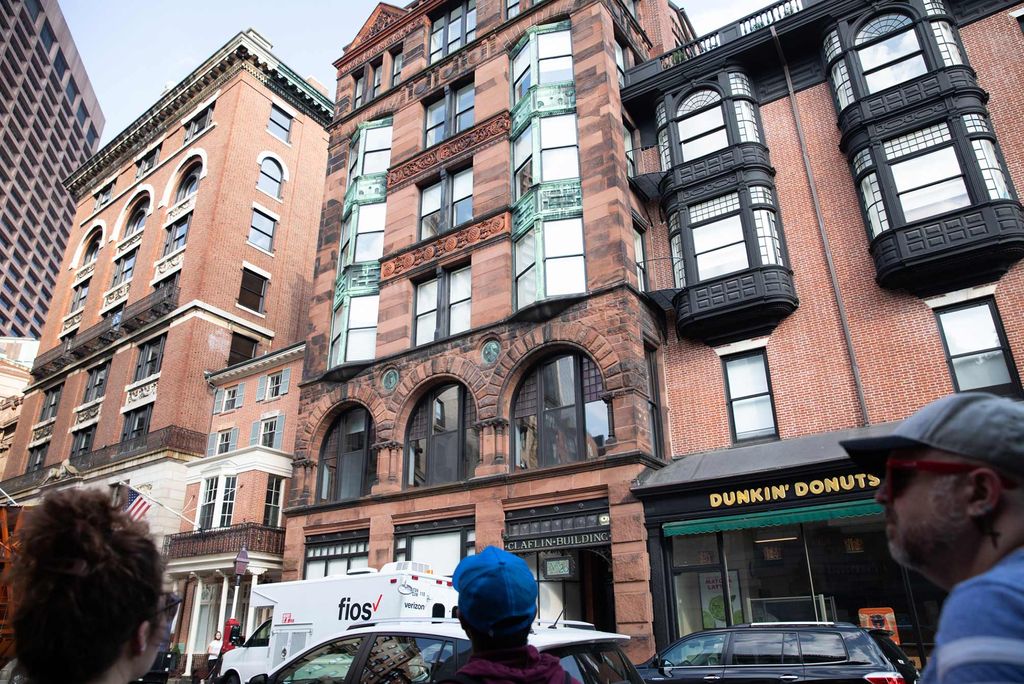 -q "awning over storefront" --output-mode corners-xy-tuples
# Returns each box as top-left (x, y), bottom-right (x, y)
(663, 499), (882, 536)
